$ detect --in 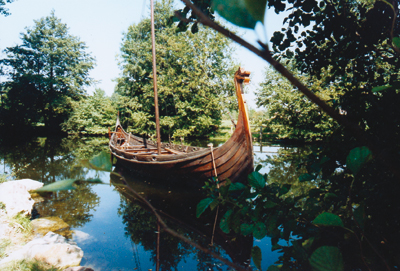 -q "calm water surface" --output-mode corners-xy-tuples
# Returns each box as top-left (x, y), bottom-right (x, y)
(0, 136), (304, 271)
